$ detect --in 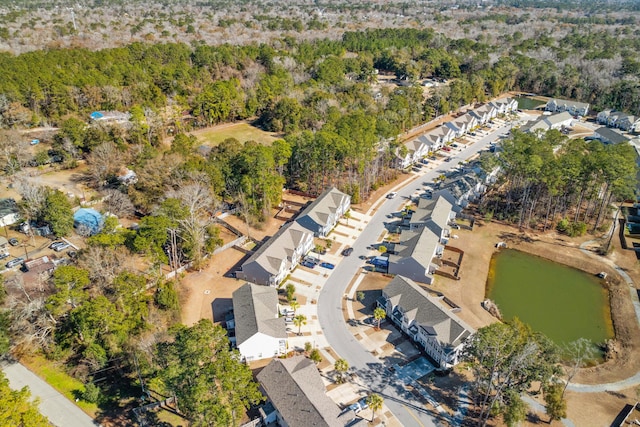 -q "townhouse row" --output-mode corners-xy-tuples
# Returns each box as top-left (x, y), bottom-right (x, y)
(395, 97), (518, 169)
